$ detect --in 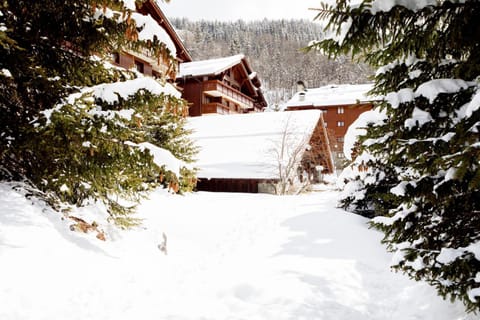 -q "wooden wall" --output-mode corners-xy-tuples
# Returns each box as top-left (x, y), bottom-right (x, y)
(196, 178), (274, 193)
(181, 80), (203, 116)
(287, 103), (372, 160)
